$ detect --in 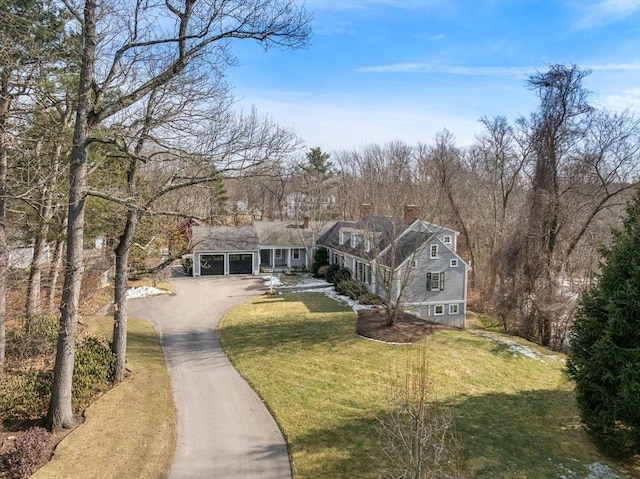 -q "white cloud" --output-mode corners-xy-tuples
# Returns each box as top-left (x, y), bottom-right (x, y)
(571, 0), (640, 30)
(599, 88), (640, 112)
